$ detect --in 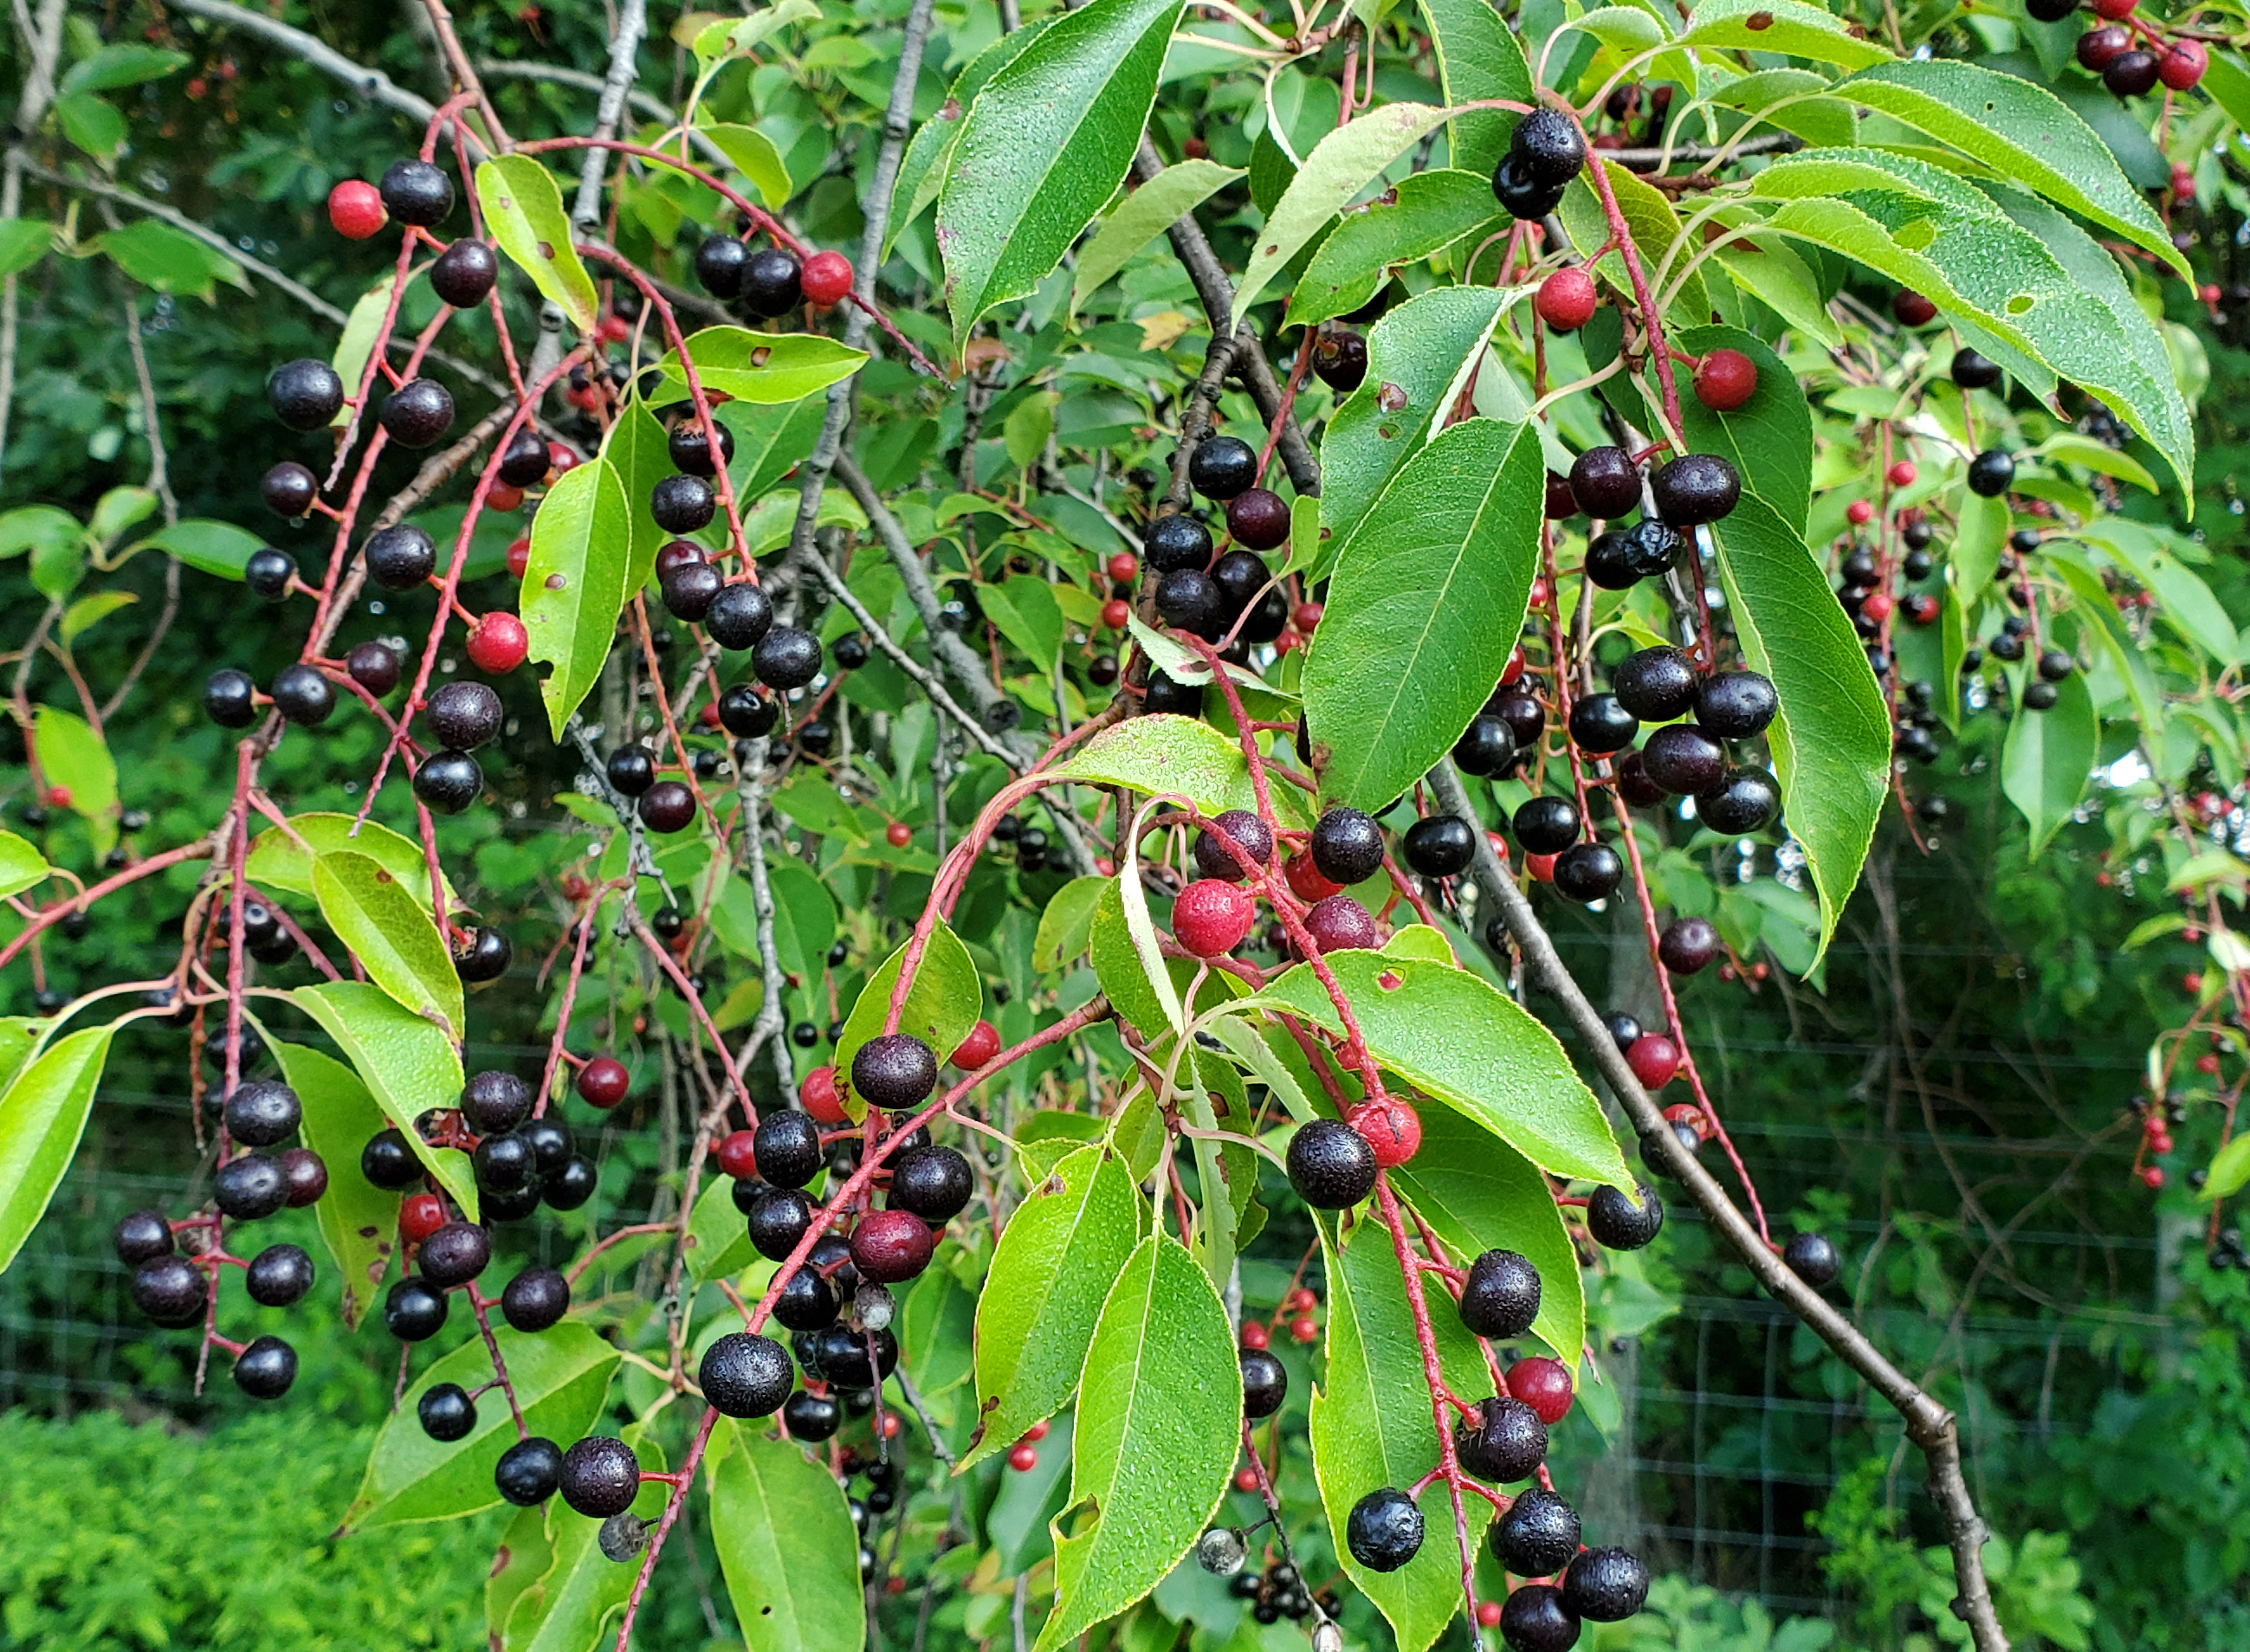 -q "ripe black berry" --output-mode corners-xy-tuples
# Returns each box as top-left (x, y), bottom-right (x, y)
(669, 418), (737, 477)
(812, 1323), (897, 1387)
(233, 1335), (298, 1400)
(1613, 647), (1697, 721)
(1586, 1183), (1664, 1249)
(1189, 436), (1259, 500)
(1225, 488), (1290, 552)
(268, 358), (344, 430)
(701, 1331), (794, 1416)
(785, 1390), (842, 1441)
(603, 745), (656, 799)
(1345, 1487), (1425, 1572)
(133, 1255), (208, 1326)
(1144, 672), (1204, 717)
(1144, 513), (1213, 572)
(1952, 349), (2002, 391)
(347, 641), (403, 697)
(561, 1436), (643, 1518)
(1696, 768), (1780, 836)
(1511, 108), (1587, 188)
(413, 750), (483, 815)
(753, 627), (823, 690)
(113, 1210), (173, 1266)
(1193, 809), (1275, 881)
(261, 461), (317, 517)
(1694, 670), (1776, 739)
(1783, 1230), (1840, 1287)
(717, 687), (777, 739)
(1156, 568), (1223, 637)
(2105, 48), (2159, 94)
(889, 1144), (973, 1221)
(245, 546), (294, 600)
(696, 234), (749, 297)
(2037, 649), (2074, 683)
(2021, 680), (2059, 712)
(851, 1035), (935, 1113)
(498, 429), (551, 487)
(365, 524), (437, 591)
(496, 1436), (565, 1506)
(1403, 814), (1475, 878)
(1640, 725), (1725, 795)
(429, 239), (498, 307)
(427, 681), (501, 751)
(748, 1188), (816, 1261)
(418, 1220), (491, 1288)
(216, 1152), (288, 1220)
(462, 1069), (532, 1135)
(753, 1110), (824, 1190)
(1459, 1249), (1542, 1338)
(1903, 548), (1936, 581)
(243, 1242), (315, 1308)
(1658, 916), (1717, 973)
(474, 1131), (537, 1196)
(1966, 448), (2015, 498)
(361, 1127), (423, 1190)
(662, 561), (724, 622)
(1454, 713), (1517, 777)
(379, 158), (453, 226)
(380, 378), (456, 448)
(1650, 453), (1740, 526)
(270, 664), (335, 726)
(385, 1275), (450, 1341)
(1286, 1119), (1378, 1209)
(1497, 1583), (1579, 1651)
(1566, 694), (1637, 755)
(1242, 1348), (1288, 1419)
(1561, 1547), (1647, 1622)
(419, 1382), (477, 1441)
(1567, 447), (1639, 519)
(1513, 795), (1581, 855)
(1314, 329), (1368, 392)
(1455, 1395), (1547, 1482)
(1583, 530), (1638, 590)
(503, 1265), (572, 1333)
(773, 1266), (839, 1332)
(544, 1157), (598, 1210)
(1492, 1487), (1581, 1574)
(1310, 807), (1384, 885)
(650, 475), (715, 537)
(1491, 154), (1567, 222)
(1552, 842), (1623, 902)
(455, 926), (511, 983)
(1622, 518), (1685, 577)
(741, 248), (804, 317)
(224, 1079), (301, 1146)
